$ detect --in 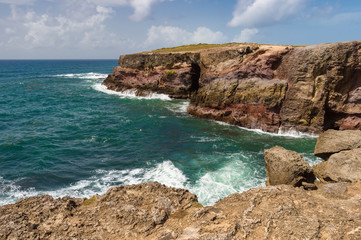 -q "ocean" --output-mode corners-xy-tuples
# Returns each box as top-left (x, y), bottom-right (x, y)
(0, 60), (321, 206)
